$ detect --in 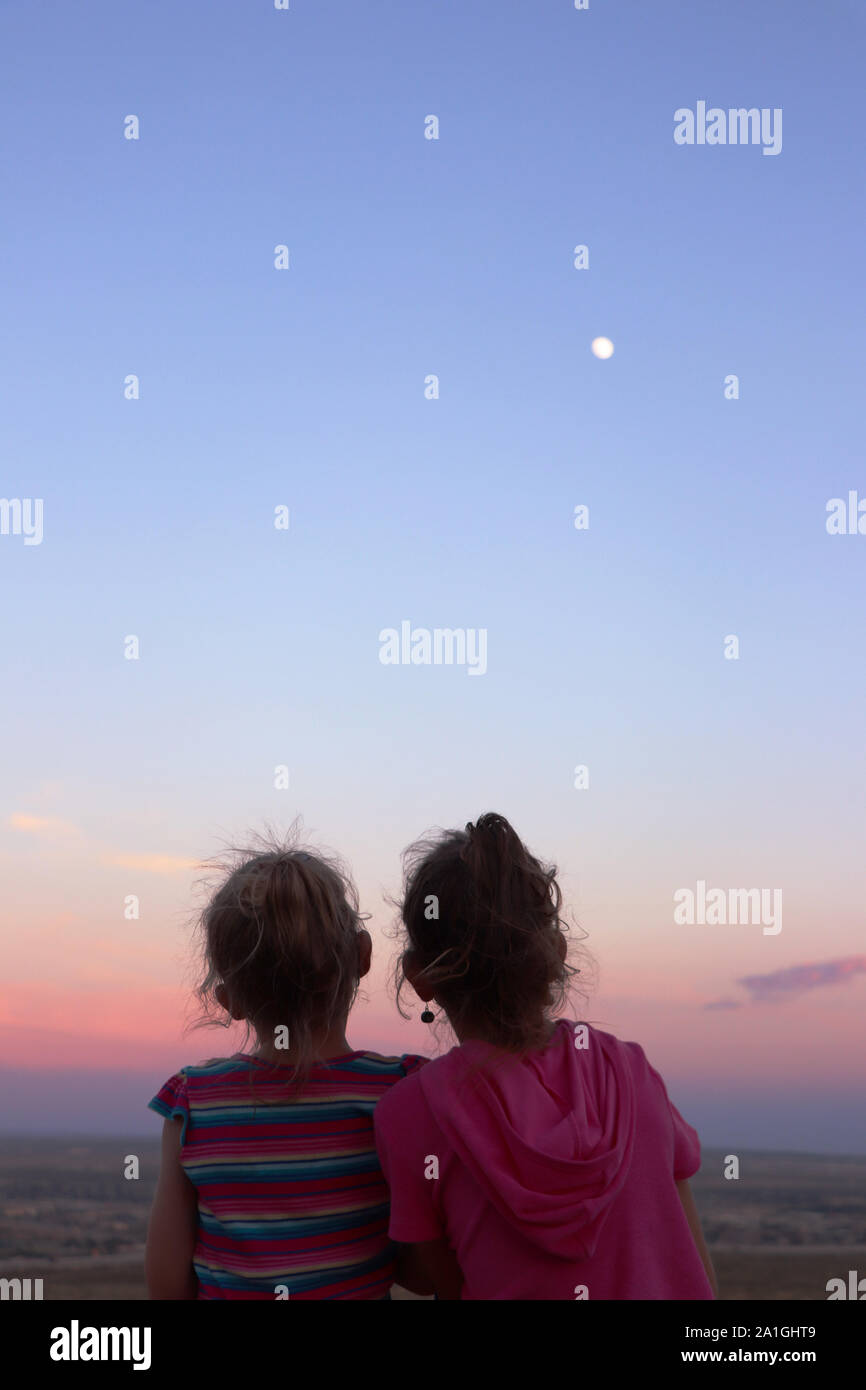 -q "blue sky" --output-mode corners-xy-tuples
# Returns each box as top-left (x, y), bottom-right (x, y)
(1, 0), (864, 1150)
